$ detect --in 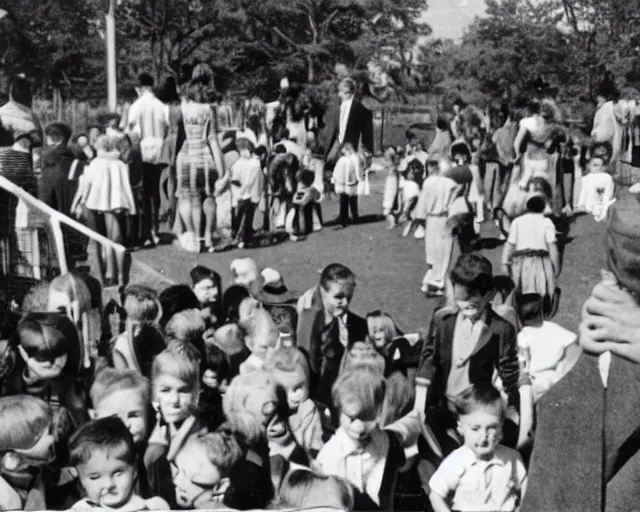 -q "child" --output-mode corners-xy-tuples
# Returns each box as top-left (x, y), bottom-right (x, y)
(216, 130), (263, 249)
(270, 470), (355, 511)
(69, 417), (169, 510)
(144, 344), (202, 507)
(315, 365), (423, 511)
(502, 188), (560, 307)
(171, 429), (243, 509)
(0, 396), (55, 511)
(239, 308), (279, 374)
(381, 147), (400, 228)
(416, 159), (461, 297)
(577, 153), (615, 221)
(264, 346), (323, 458)
(190, 265), (223, 328)
(400, 160), (426, 239)
(200, 342), (231, 431)
(72, 134), (136, 287)
(112, 285), (164, 378)
(289, 169), (321, 241)
(332, 141), (361, 229)
(296, 263), (368, 415)
(515, 293), (580, 403)
(428, 385), (527, 512)
(212, 322), (250, 379)
(415, 253), (526, 456)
